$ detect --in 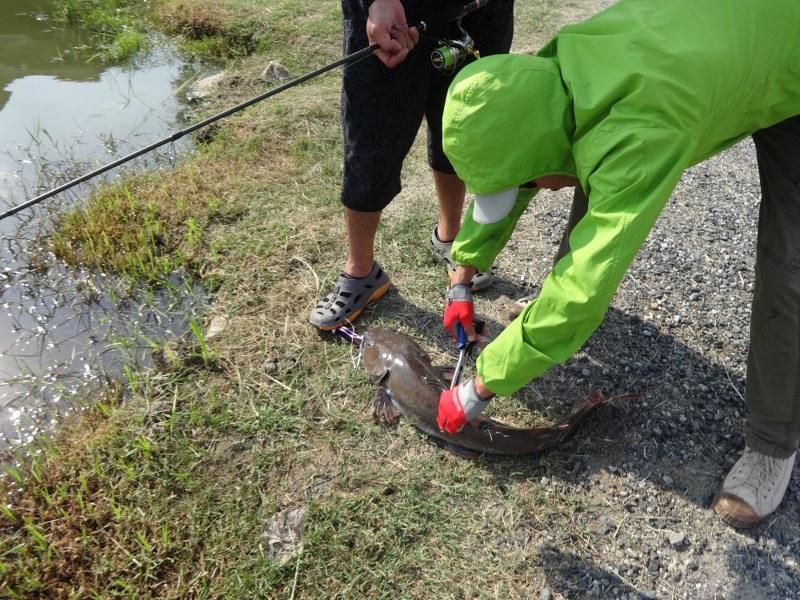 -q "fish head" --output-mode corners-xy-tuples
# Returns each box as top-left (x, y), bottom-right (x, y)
(361, 328), (391, 381)
(361, 327), (434, 382)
